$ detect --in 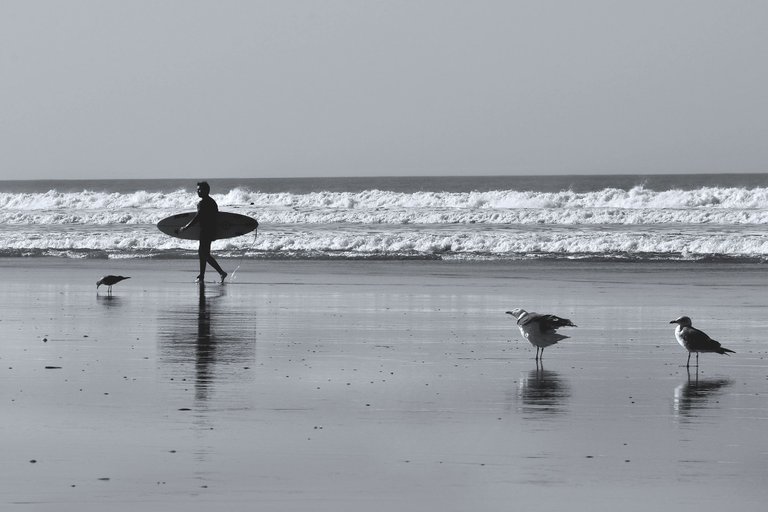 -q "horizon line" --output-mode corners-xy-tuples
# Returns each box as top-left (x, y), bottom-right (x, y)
(2, 170), (768, 183)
